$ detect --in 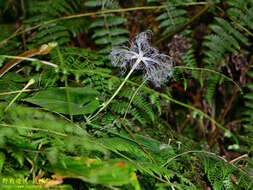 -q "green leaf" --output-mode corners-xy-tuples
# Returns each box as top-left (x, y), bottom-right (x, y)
(84, 0), (102, 7)
(54, 156), (140, 188)
(247, 71), (253, 78)
(24, 87), (100, 115)
(246, 83), (253, 90)
(11, 150), (24, 167)
(95, 36), (128, 45)
(245, 93), (253, 101)
(184, 78), (187, 91)
(0, 56), (5, 67)
(0, 73), (28, 101)
(0, 152), (5, 173)
(89, 17), (127, 29)
(92, 28), (129, 38)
